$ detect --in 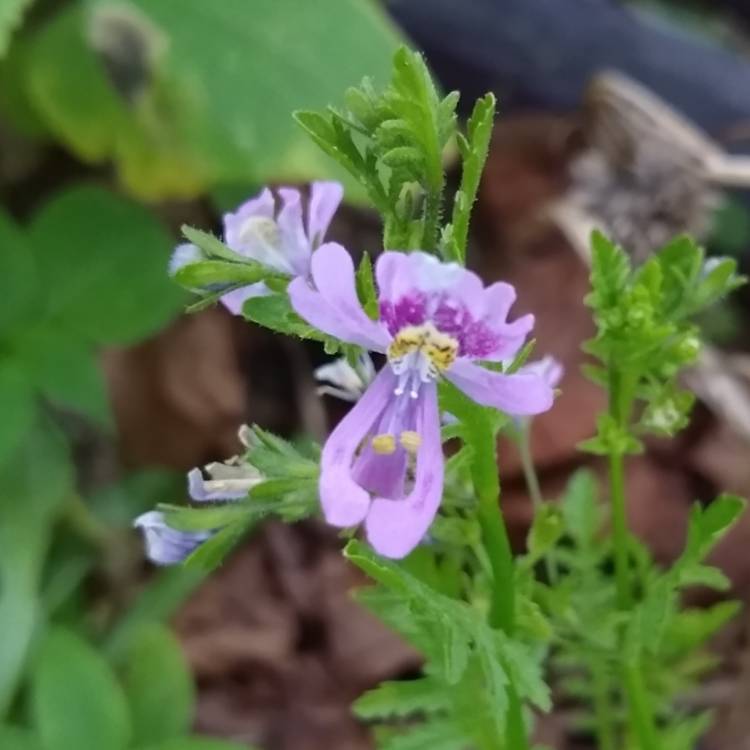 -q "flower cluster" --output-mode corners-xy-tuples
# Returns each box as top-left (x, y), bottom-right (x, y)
(171, 181), (343, 314)
(134, 426), (262, 564)
(144, 182), (556, 562)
